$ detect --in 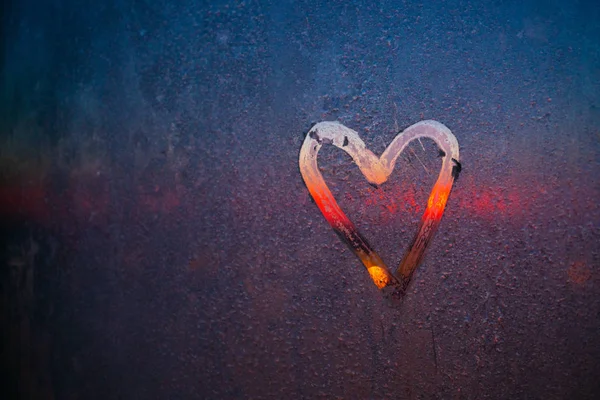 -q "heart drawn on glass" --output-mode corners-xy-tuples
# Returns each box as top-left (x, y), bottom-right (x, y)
(299, 120), (461, 298)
